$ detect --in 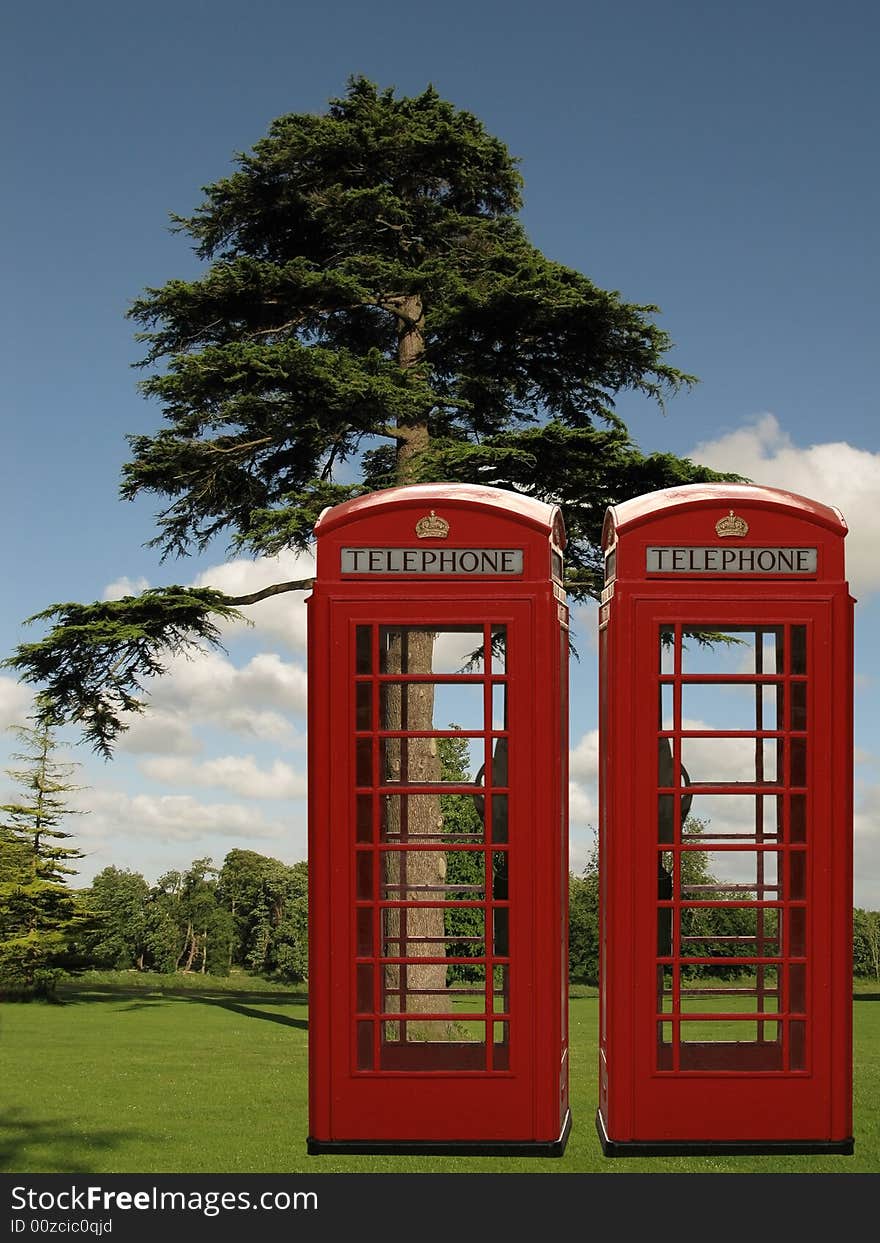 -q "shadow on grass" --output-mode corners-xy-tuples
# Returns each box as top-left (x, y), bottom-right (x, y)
(0, 1107), (151, 1174)
(59, 983), (309, 1030)
(176, 994), (309, 1030)
(853, 993), (880, 1002)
